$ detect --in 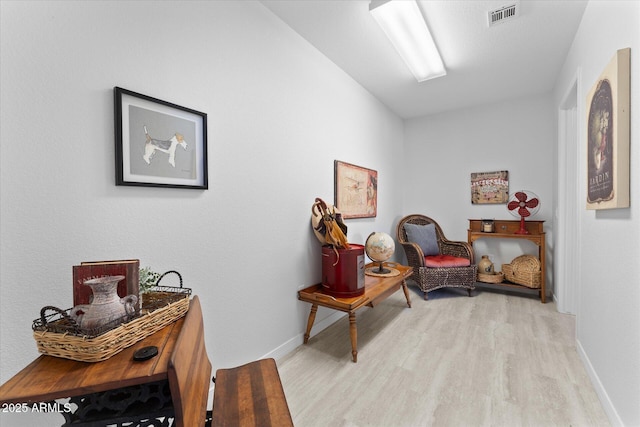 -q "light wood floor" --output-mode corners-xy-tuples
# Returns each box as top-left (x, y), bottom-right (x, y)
(277, 285), (610, 427)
